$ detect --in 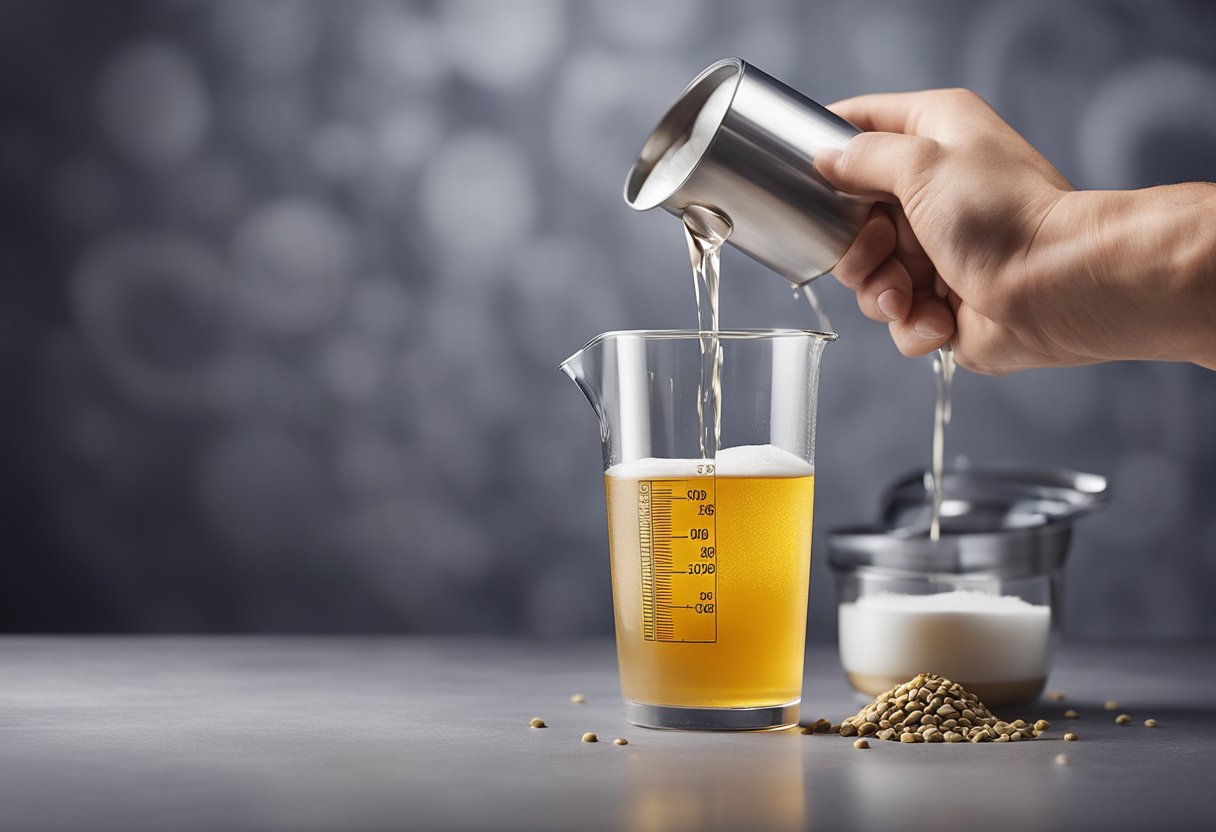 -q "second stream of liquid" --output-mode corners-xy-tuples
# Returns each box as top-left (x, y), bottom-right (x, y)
(683, 207), (950, 541)
(930, 345), (955, 540)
